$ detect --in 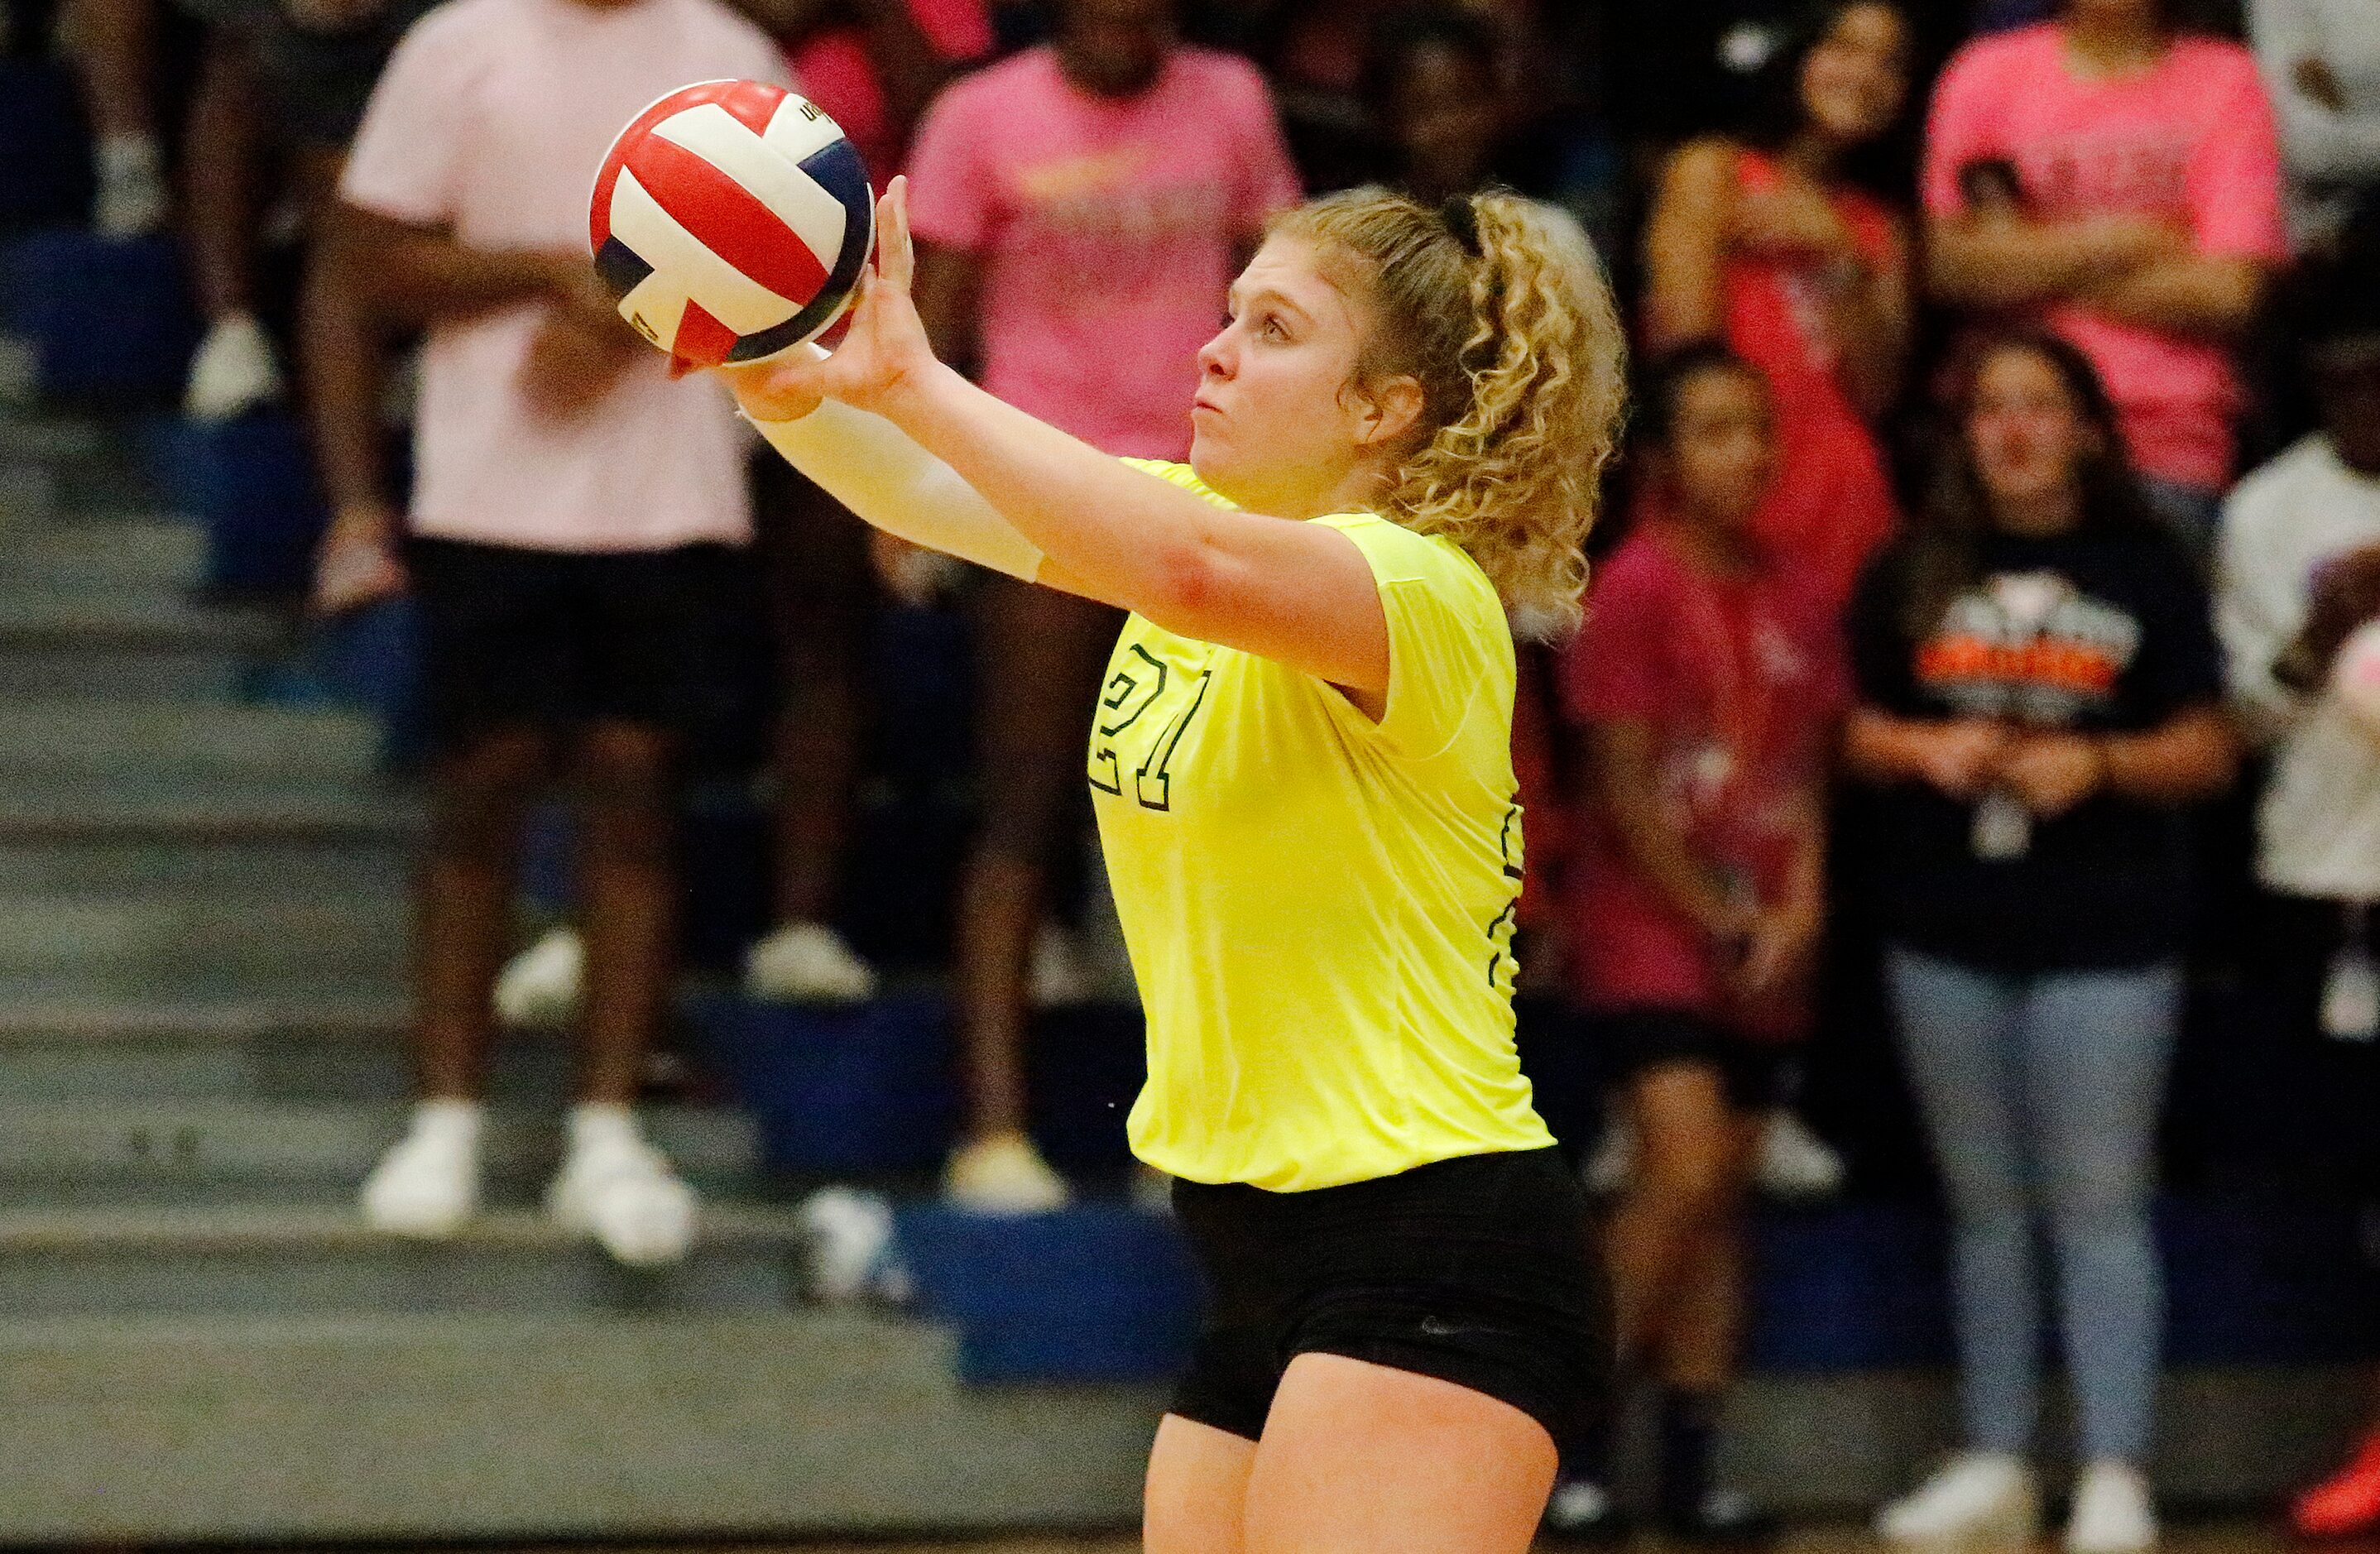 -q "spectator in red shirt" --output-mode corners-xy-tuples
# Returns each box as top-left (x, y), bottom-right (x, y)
(1641, 0), (1917, 614)
(1549, 345), (1843, 1541)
